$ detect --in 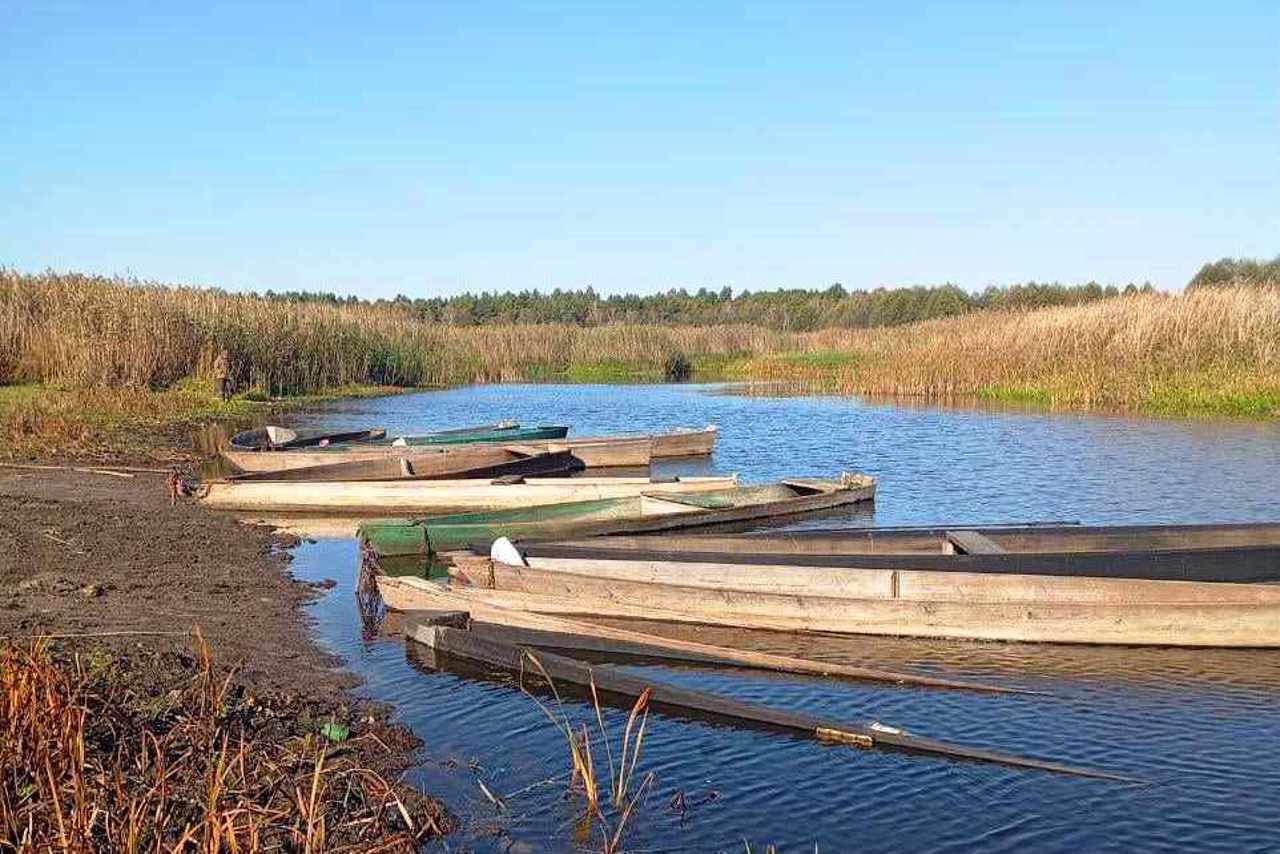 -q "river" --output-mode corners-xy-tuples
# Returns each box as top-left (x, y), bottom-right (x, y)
(280, 383), (1280, 853)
